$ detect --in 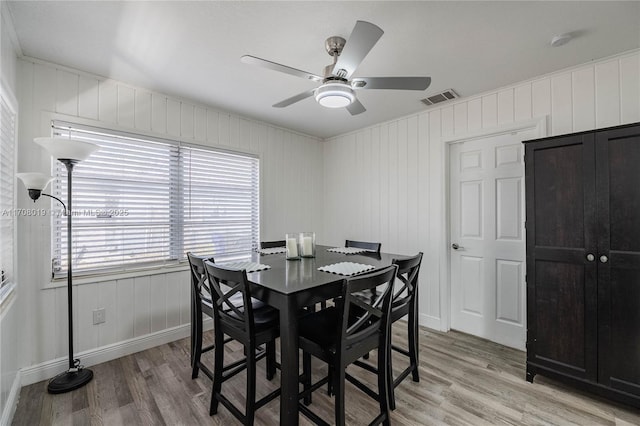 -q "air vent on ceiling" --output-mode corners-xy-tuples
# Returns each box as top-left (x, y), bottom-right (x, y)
(421, 89), (458, 106)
